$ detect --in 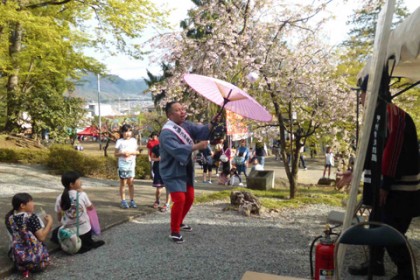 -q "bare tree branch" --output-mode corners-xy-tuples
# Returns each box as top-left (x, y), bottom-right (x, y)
(238, 0), (251, 35)
(25, 0), (73, 9)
